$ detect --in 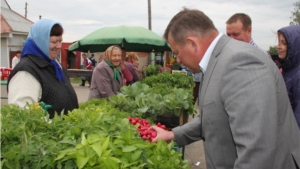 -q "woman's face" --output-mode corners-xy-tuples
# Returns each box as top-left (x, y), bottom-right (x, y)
(49, 35), (63, 60)
(133, 59), (139, 68)
(109, 49), (122, 66)
(277, 33), (287, 60)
